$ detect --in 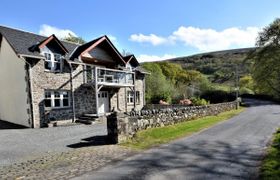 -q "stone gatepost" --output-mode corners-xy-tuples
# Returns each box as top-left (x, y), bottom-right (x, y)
(107, 112), (129, 144)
